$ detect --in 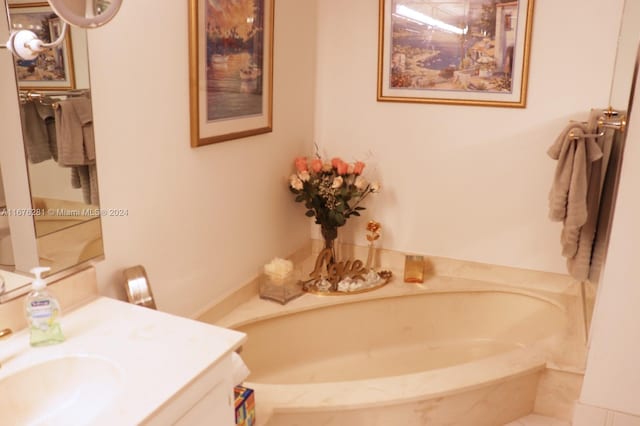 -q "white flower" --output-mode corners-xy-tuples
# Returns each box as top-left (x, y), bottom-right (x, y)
(298, 170), (310, 182)
(354, 175), (367, 190)
(264, 257), (293, 281)
(337, 278), (352, 292)
(322, 162), (332, 172)
(290, 174), (303, 190)
(331, 176), (344, 189)
(370, 182), (380, 192)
